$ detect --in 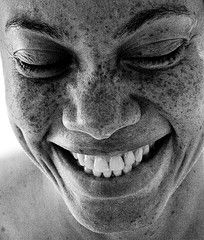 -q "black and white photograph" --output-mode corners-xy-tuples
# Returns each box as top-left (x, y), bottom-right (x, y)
(0, 1), (204, 239)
